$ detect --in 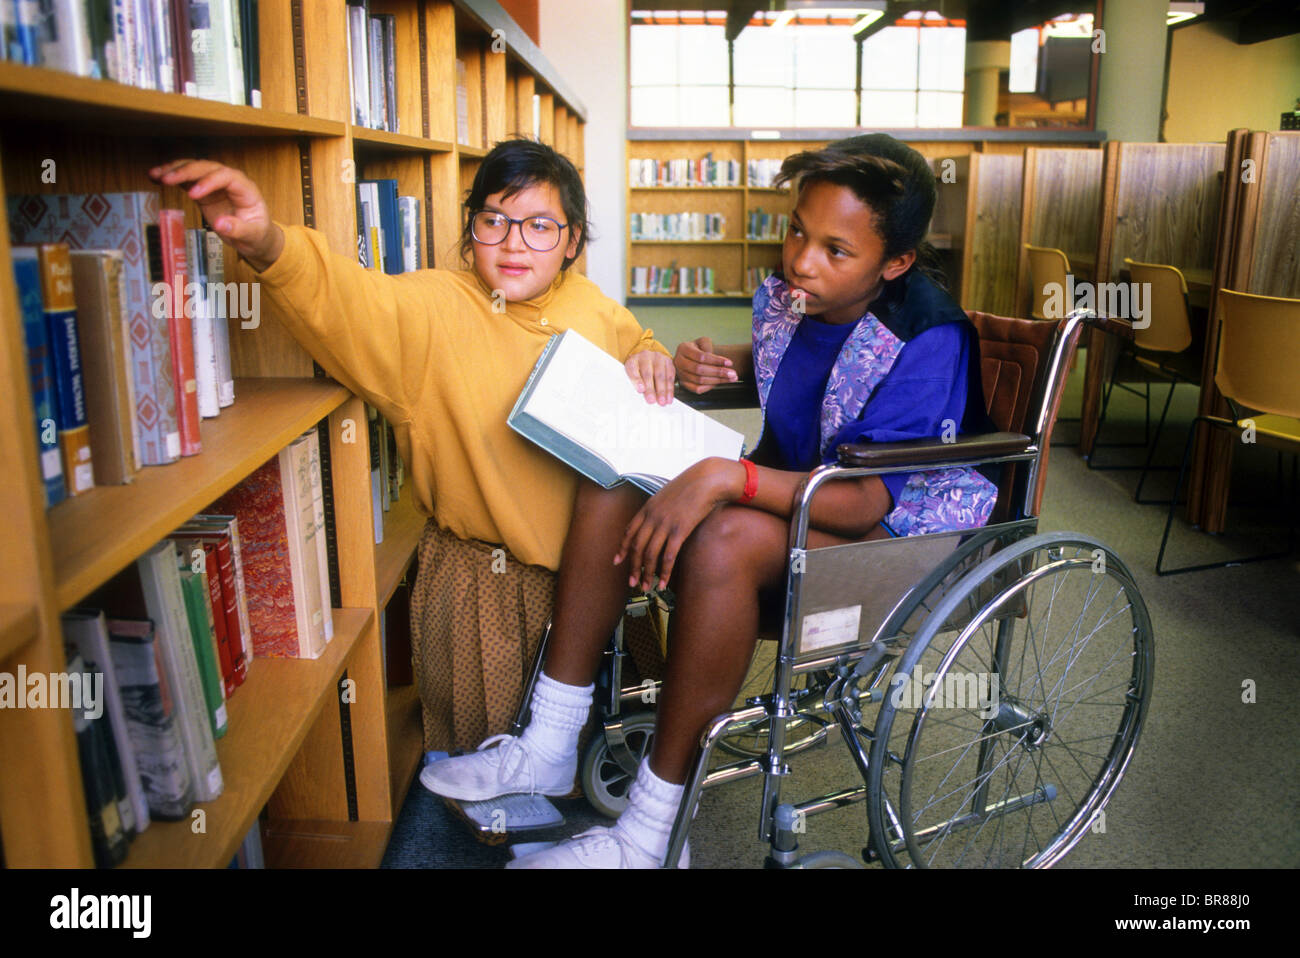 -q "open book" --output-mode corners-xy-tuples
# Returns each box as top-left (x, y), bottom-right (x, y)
(509, 329), (745, 494)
